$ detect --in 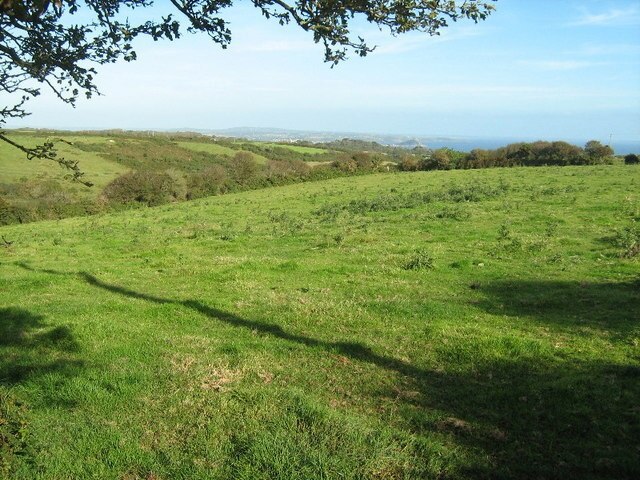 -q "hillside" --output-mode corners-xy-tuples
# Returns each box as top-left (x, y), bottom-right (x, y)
(1, 166), (639, 479)
(0, 133), (128, 191)
(0, 131), (339, 188)
(0, 131), (348, 225)
(2, 131), (628, 228)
